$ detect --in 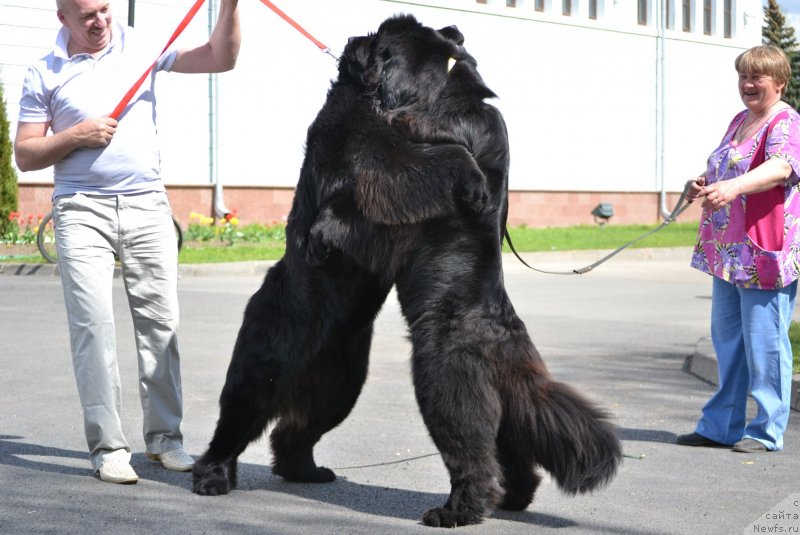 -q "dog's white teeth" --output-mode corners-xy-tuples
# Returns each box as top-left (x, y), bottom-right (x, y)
(447, 57), (457, 73)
